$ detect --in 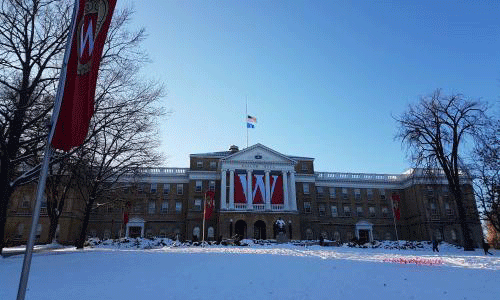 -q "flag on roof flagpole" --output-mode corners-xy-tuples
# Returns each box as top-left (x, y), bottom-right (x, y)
(17, 1), (118, 299)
